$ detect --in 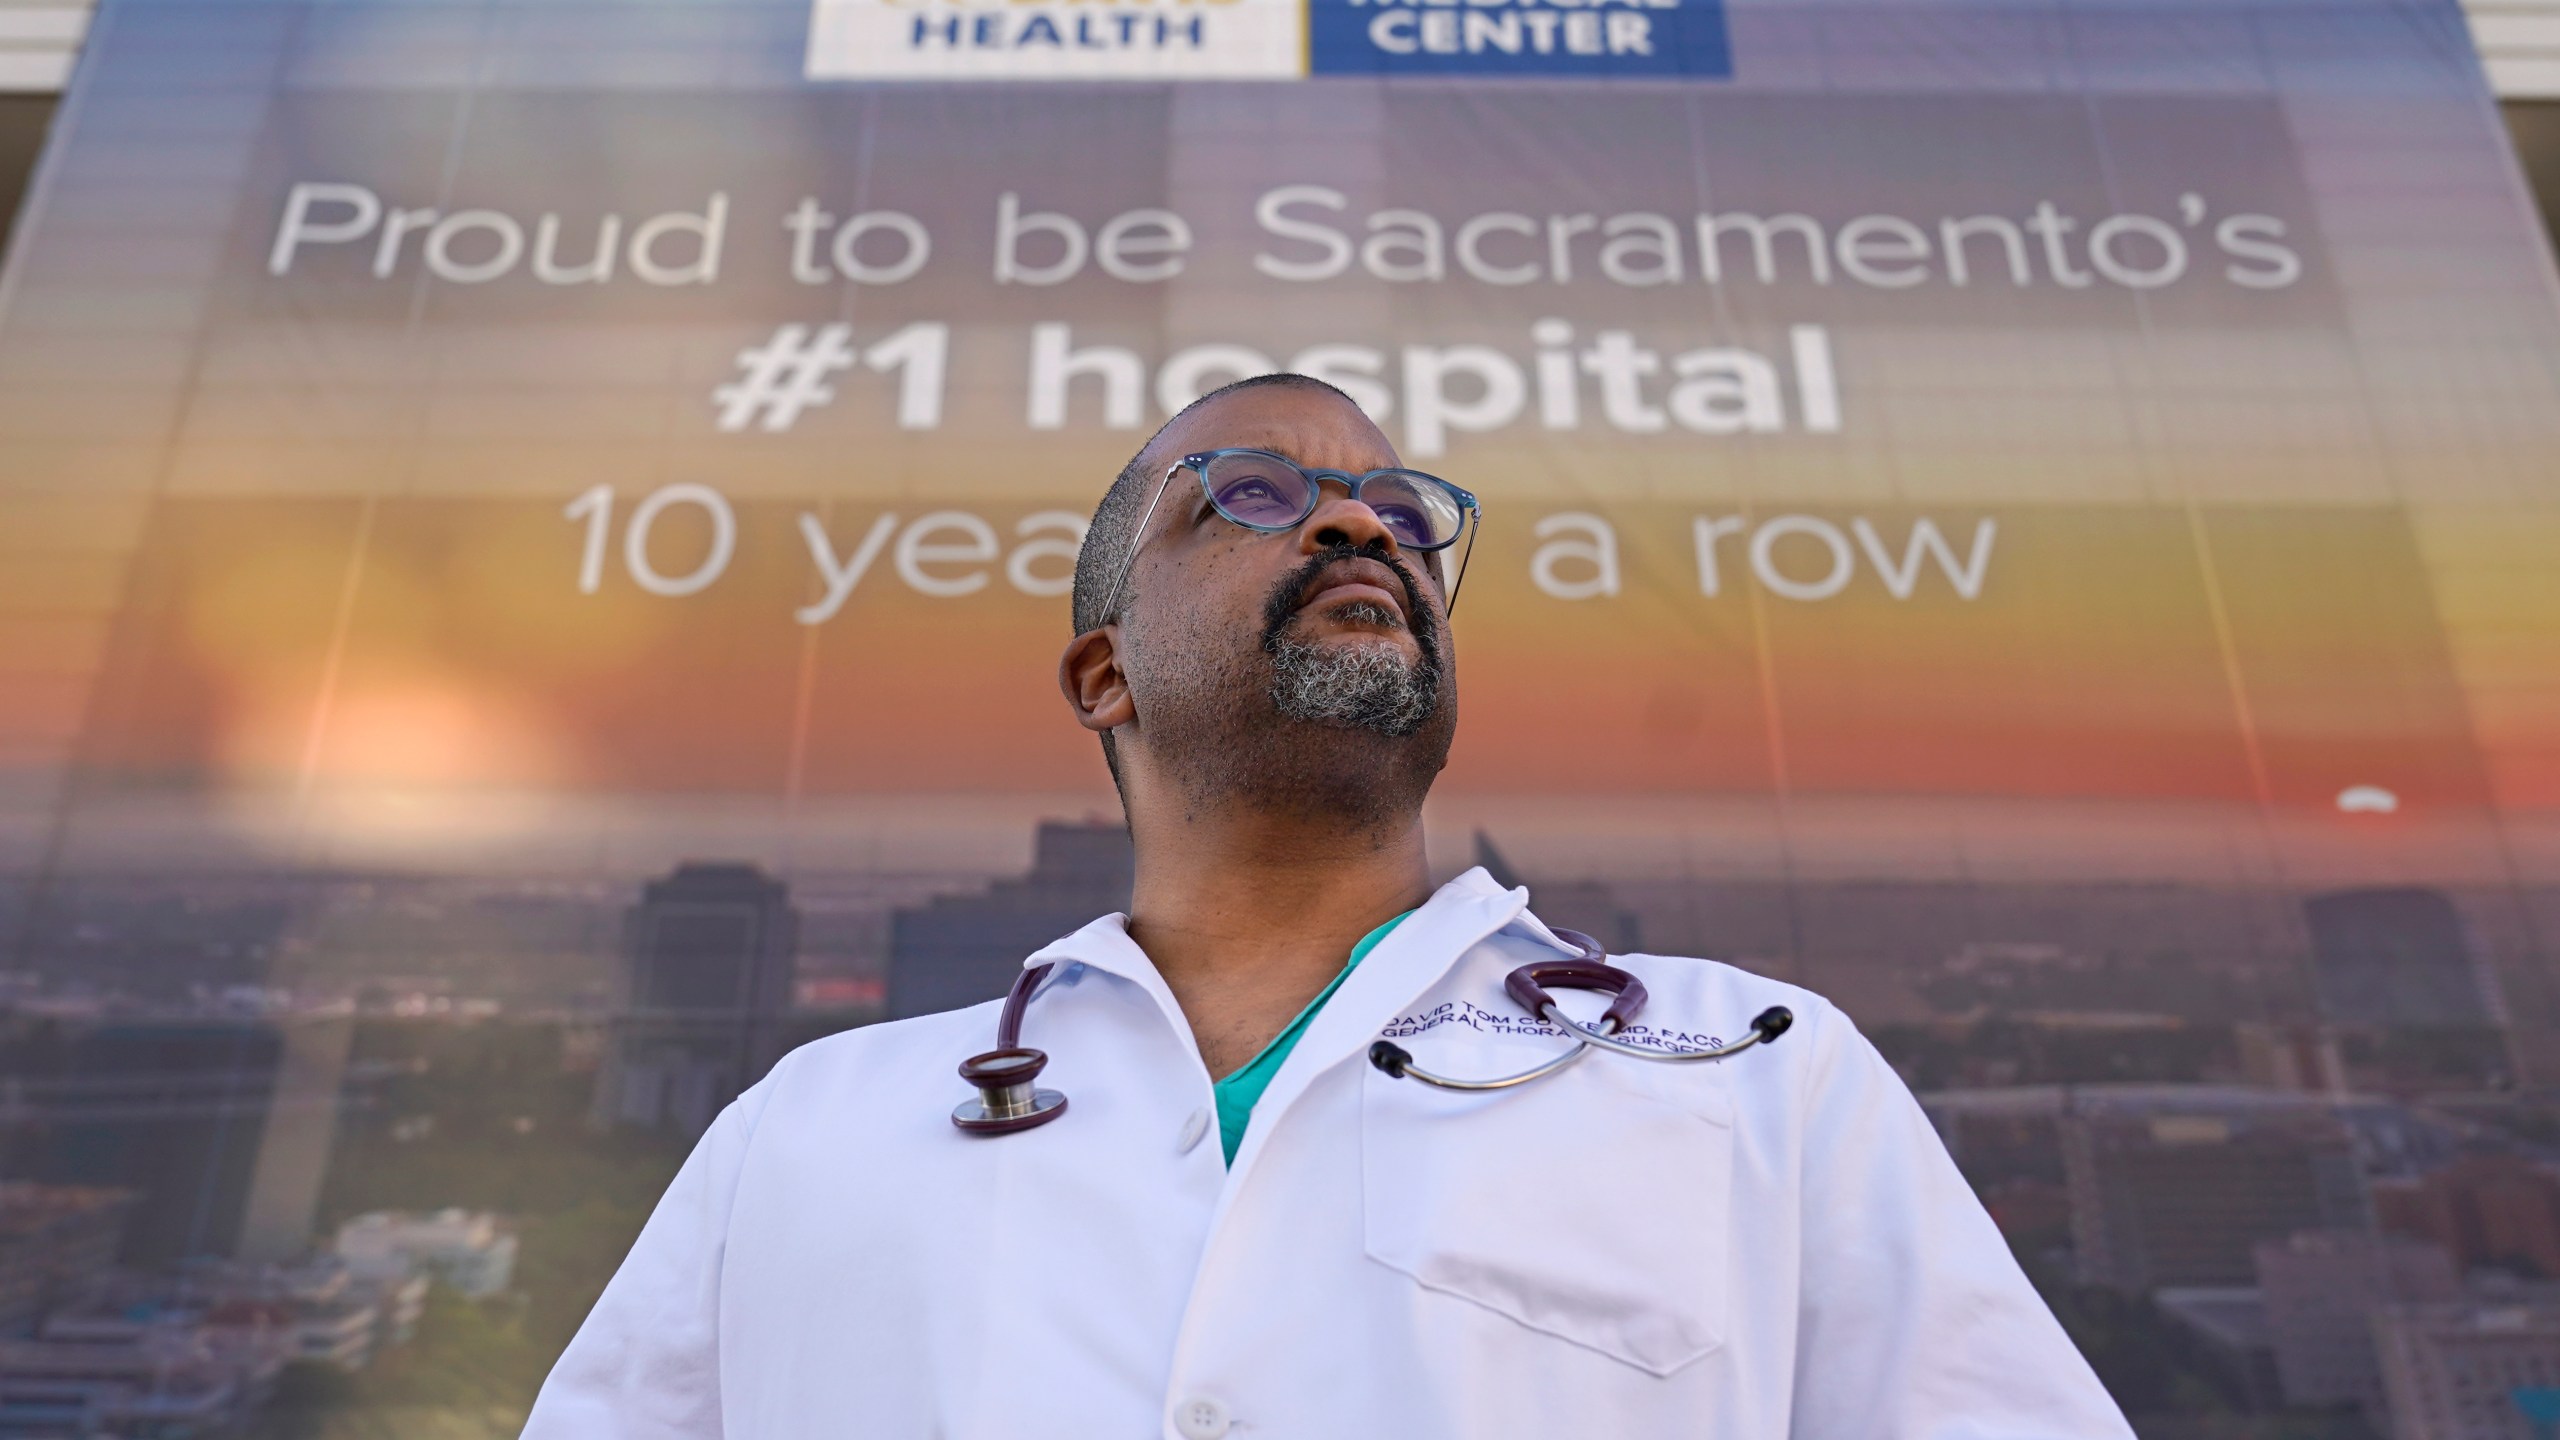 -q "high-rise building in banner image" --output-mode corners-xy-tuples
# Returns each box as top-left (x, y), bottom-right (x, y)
(2254, 1230), (2459, 1412)
(0, 1017), (354, 1266)
(2064, 1094), (2370, 1293)
(2374, 1154), (2560, 1281)
(887, 822), (1134, 1020)
(593, 864), (800, 1138)
(2304, 888), (2498, 1029)
(2373, 1296), (2560, 1440)
(0, 1185), (134, 1335)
